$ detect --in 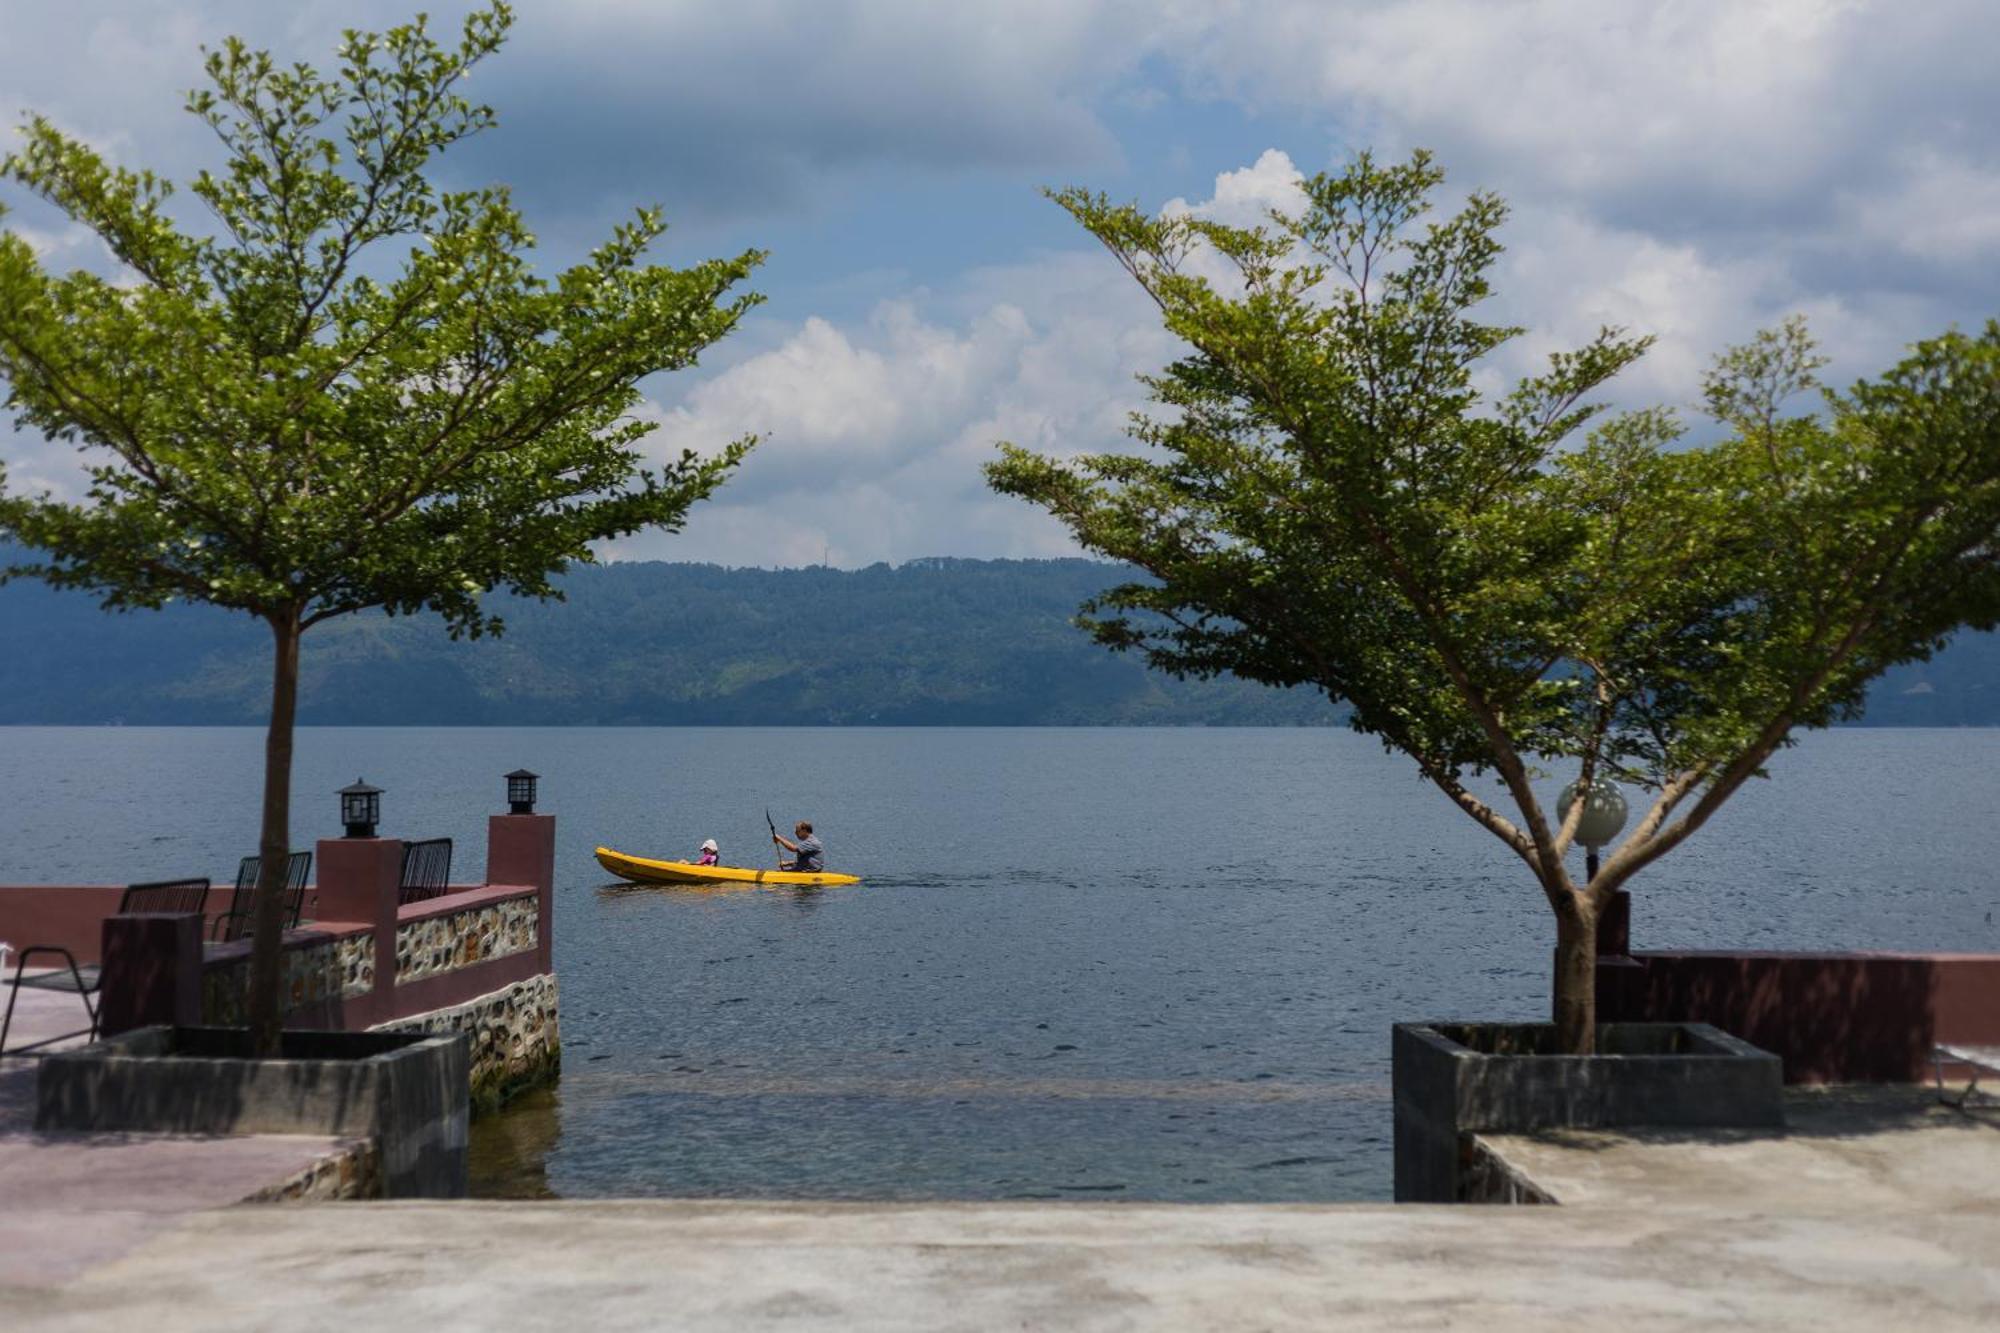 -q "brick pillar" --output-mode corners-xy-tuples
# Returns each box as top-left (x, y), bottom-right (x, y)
(1593, 890), (1641, 1022)
(487, 814), (556, 974)
(1597, 890), (1631, 957)
(316, 837), (404, 1018)
(97, 912), (203, 1037)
